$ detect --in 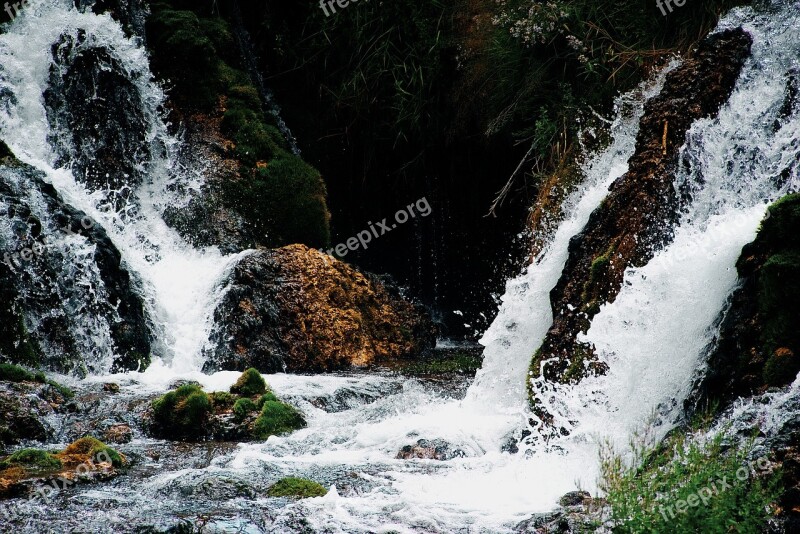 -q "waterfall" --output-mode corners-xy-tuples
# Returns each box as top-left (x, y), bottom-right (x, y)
(0, 0), (248, 378)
